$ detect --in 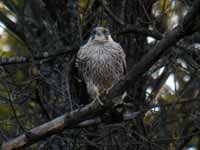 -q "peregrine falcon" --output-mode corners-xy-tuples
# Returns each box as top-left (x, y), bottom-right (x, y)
(76, 27), (126, 104)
